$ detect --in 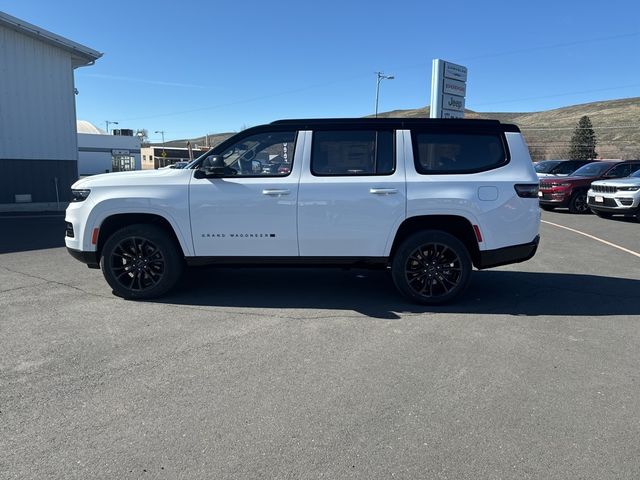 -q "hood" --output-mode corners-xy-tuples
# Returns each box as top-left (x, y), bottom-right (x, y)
(591, 176), (640, 187)
(72, 168), (192, 189)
